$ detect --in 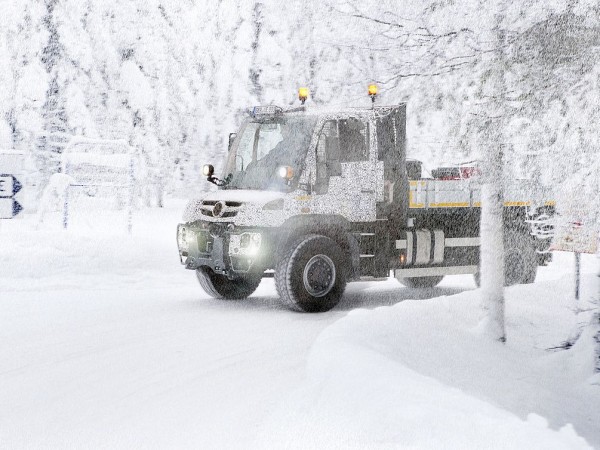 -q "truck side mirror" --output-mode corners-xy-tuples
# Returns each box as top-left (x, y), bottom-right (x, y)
(203, 164), (215, 178)
(228, 133), (237, 151)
